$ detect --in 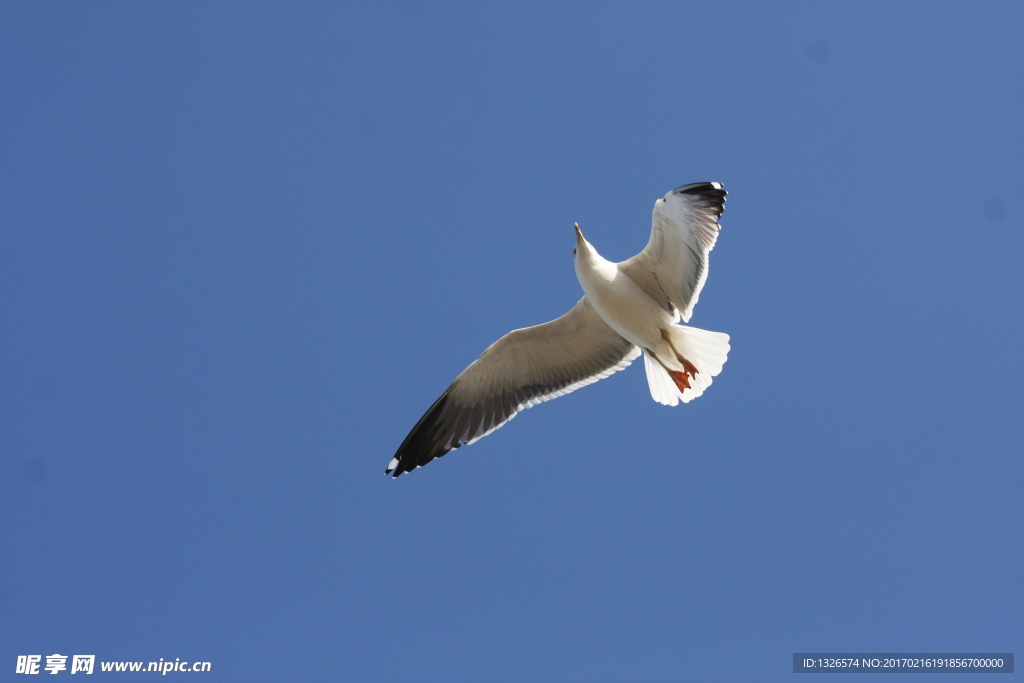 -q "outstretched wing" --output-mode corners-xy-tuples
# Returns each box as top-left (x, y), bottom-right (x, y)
(387, 296), (639, 477)
(619, 182), (727, 322)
